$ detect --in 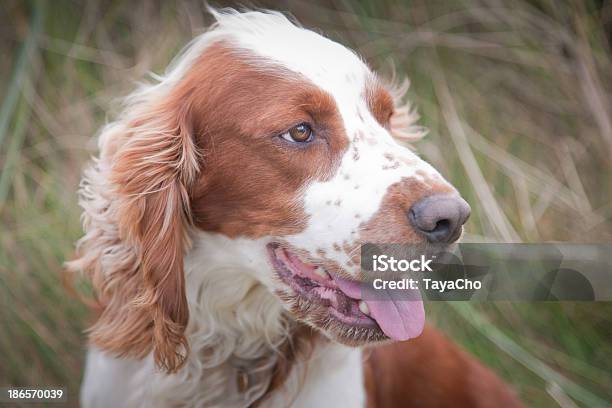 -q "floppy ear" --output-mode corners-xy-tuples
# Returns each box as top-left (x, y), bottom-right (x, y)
(385, 77), (428, 143)
(71, 97), (200, 373)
